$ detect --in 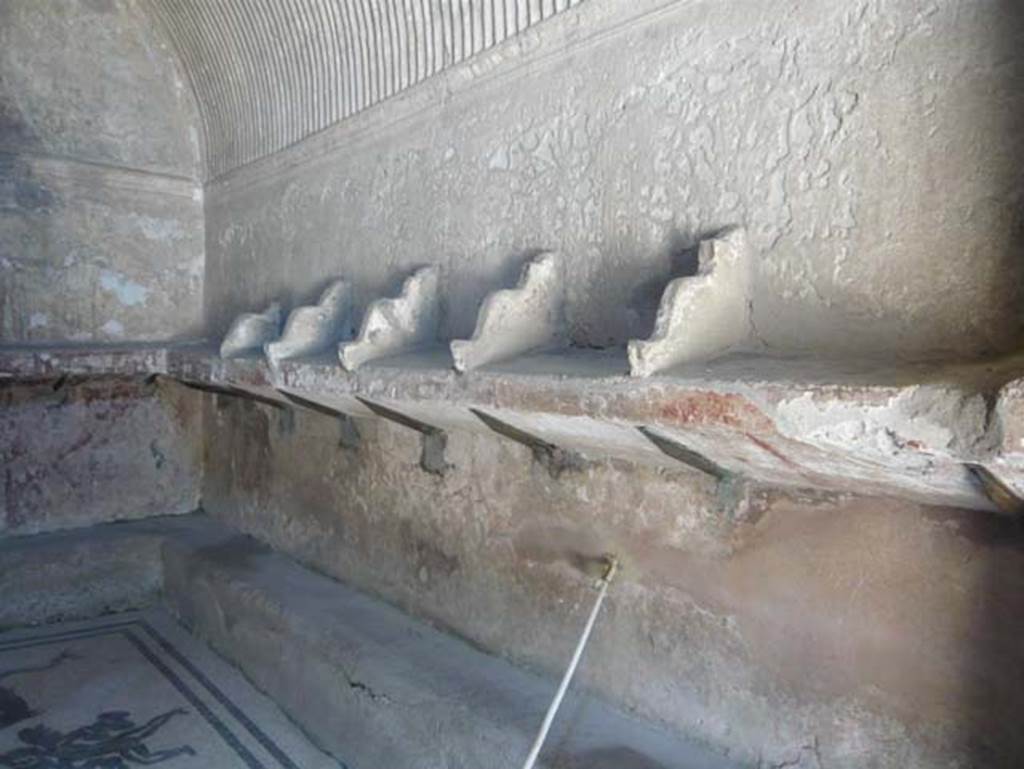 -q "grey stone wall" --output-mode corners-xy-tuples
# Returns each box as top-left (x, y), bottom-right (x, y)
(203, 0), (1024, 361)
(201, 396), (1024, 769)
(0, 377), (202, 538)
(0, 0), (203, 342)
(192, 1), (1024, 765)
(2, 0), (1020, 765)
